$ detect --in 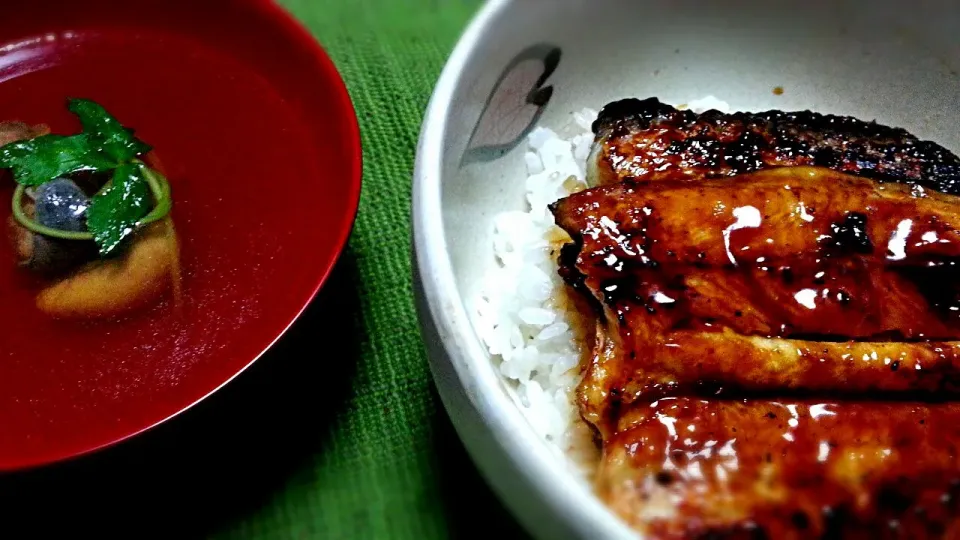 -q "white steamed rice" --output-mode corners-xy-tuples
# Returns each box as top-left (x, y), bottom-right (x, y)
(471, 96), (731, 472)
